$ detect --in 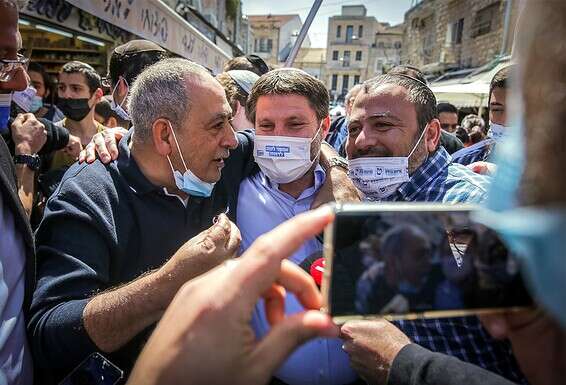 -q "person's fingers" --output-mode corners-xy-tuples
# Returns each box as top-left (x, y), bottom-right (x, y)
(201, 213), (232, 250)
(251, 310), (339, 380)
(103, 130), (120, 161)
(276, 260), (321, 311)
(236, 206), (334, 297)
(263, 284), (286, 325)
(85, 141), (97, 163)
(12, 113), (25, 127)
(78, 148), (86, 163)
(225, 220), (241, 257)
(479, 313), (508, 339)
(93, 133), (111, 163)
